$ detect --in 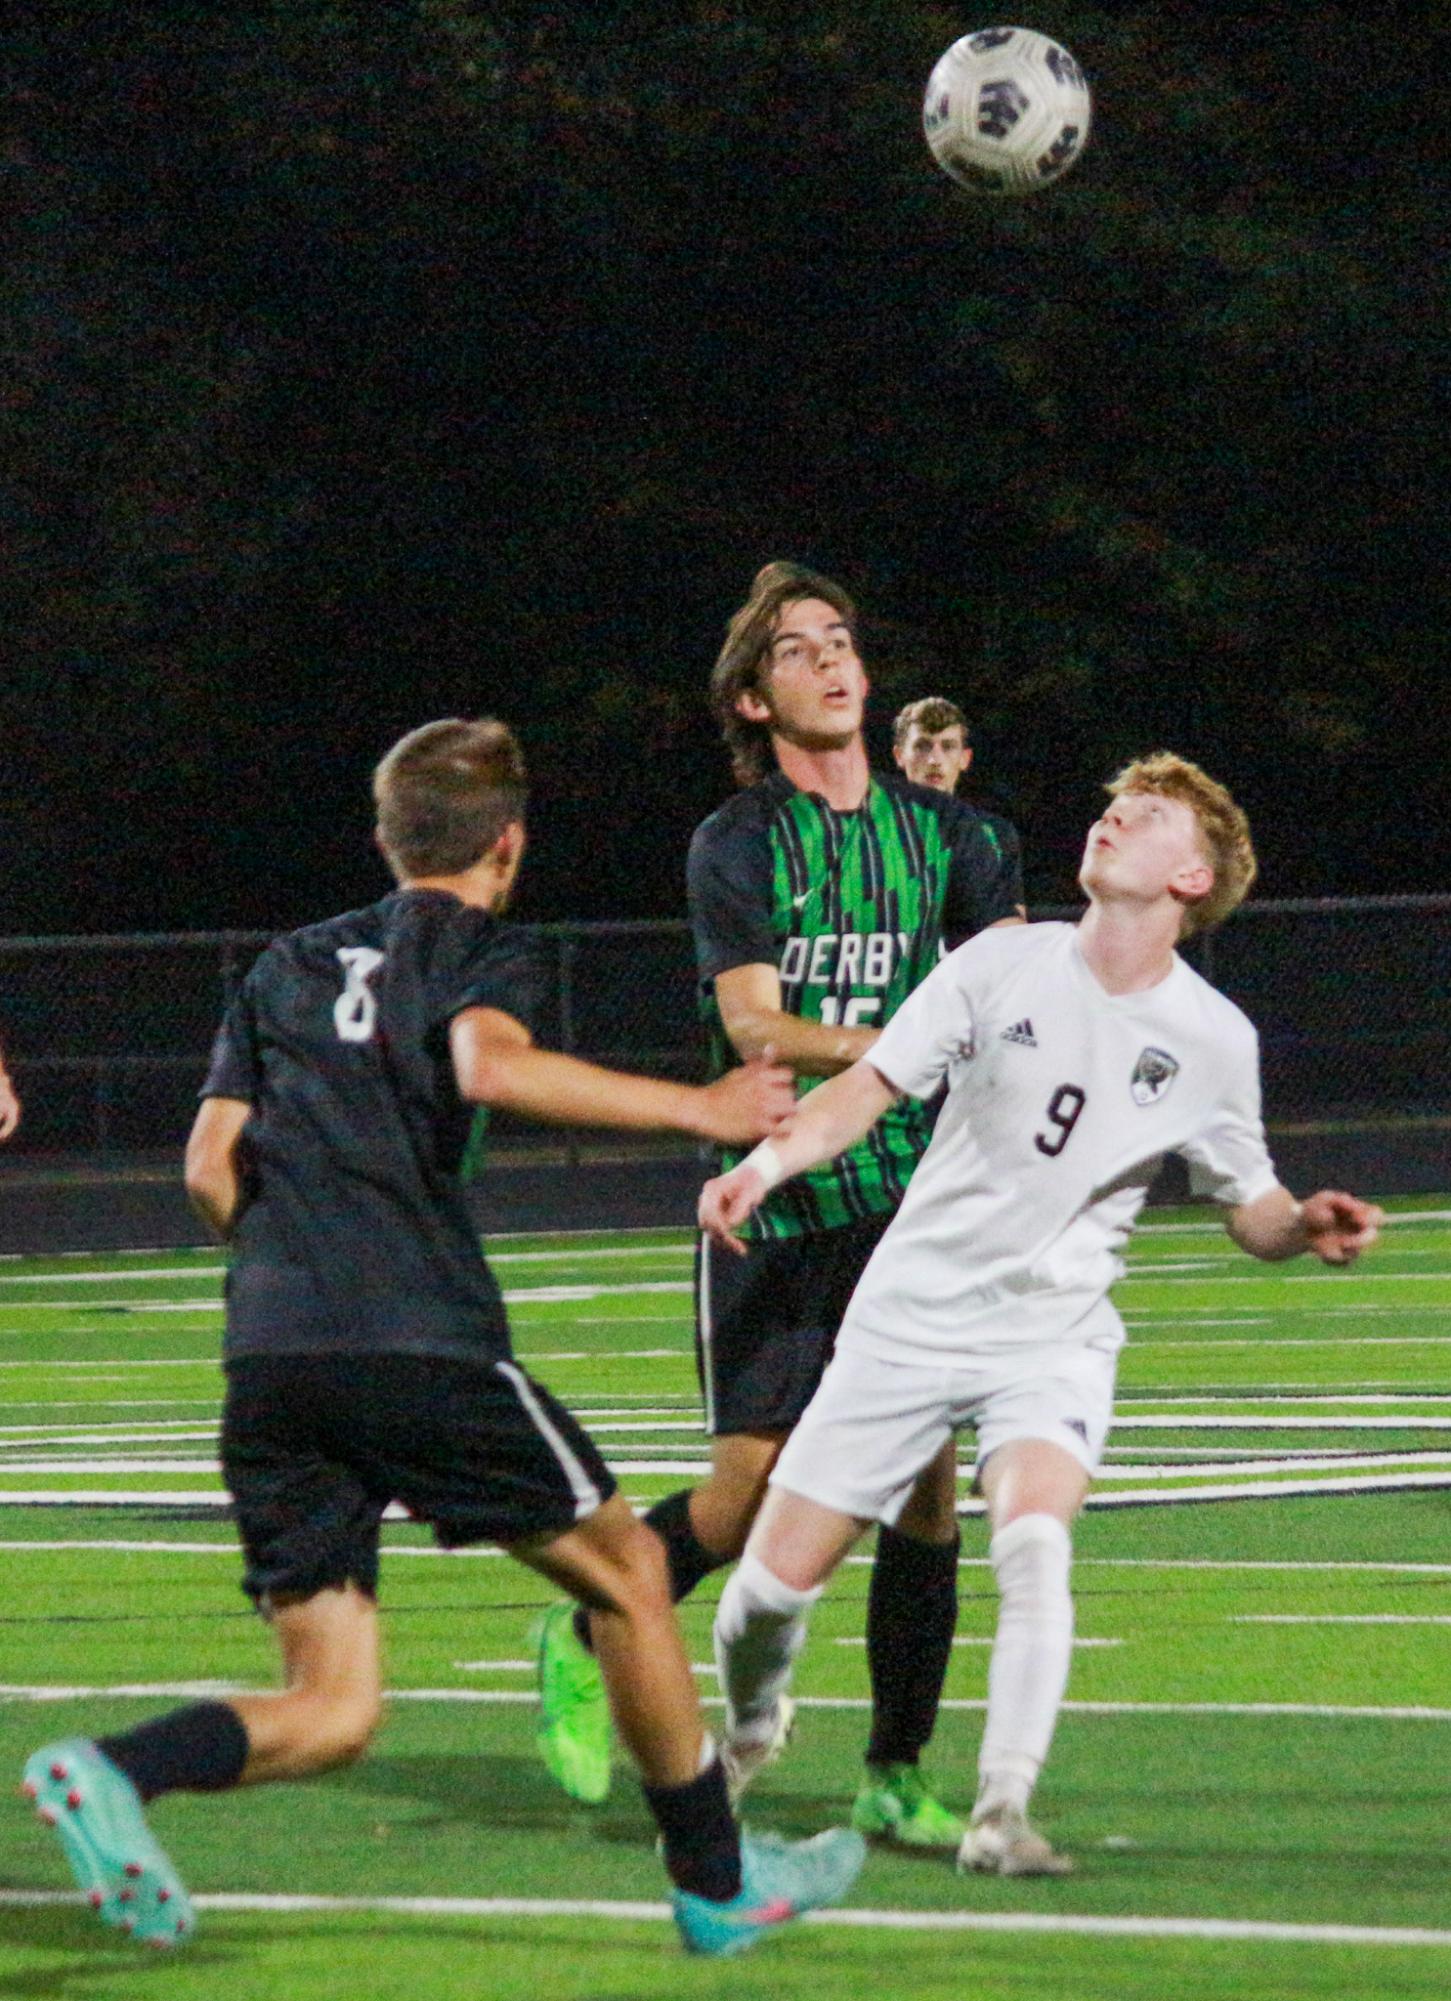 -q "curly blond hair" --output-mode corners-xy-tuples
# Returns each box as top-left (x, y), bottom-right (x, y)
(1105, 752), (1257, 936)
